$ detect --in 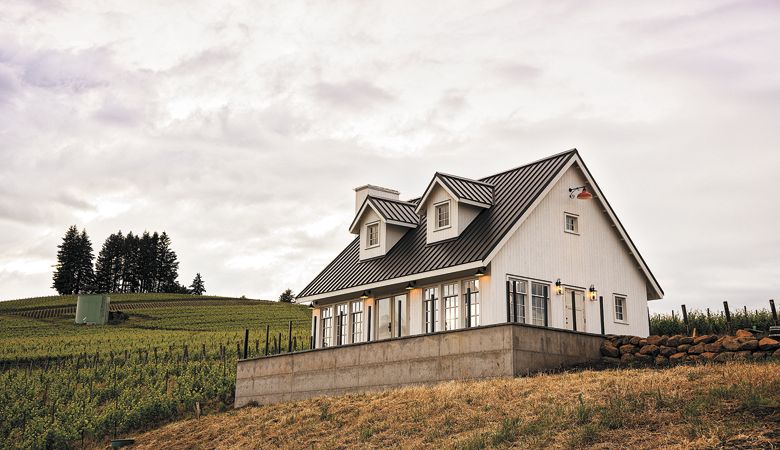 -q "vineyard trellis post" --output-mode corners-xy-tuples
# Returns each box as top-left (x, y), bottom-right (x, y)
(681, 304), (689, 335)
(770, 299), (778, 325)
(243, 329), (249, 359)
(288, 321), (293, 353)
(265, 325), (270, 356)
(723, 301), (732, 333)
